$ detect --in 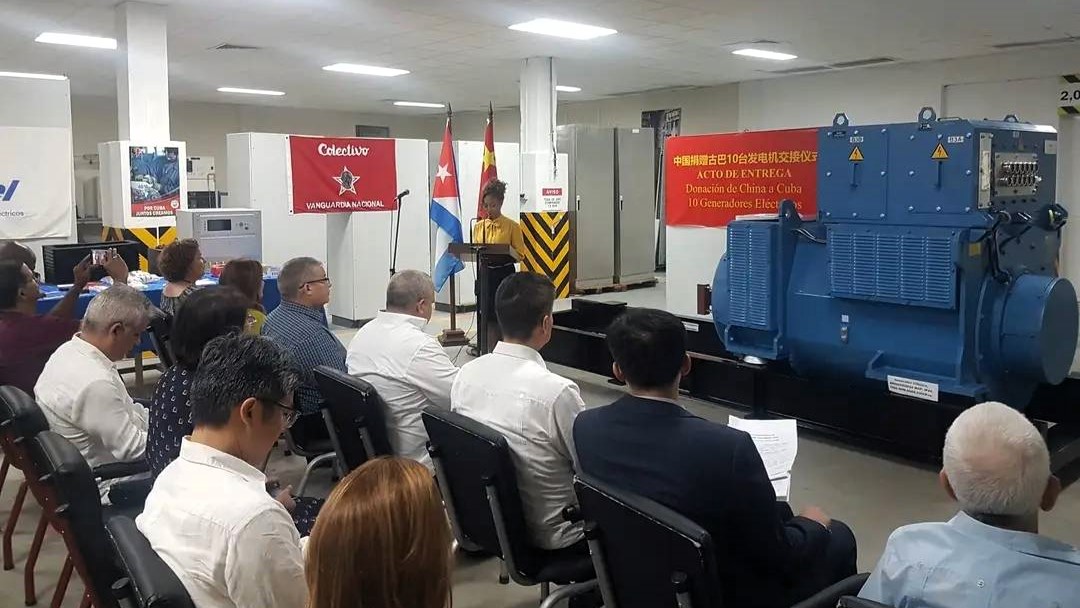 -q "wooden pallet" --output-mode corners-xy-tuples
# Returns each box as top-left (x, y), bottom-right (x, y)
(574, 278), (658, 295)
